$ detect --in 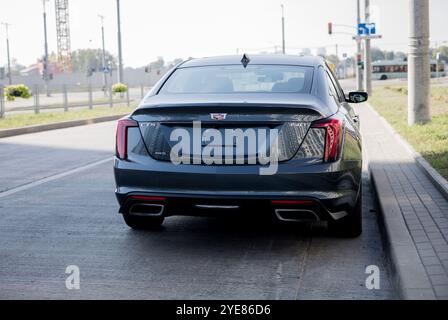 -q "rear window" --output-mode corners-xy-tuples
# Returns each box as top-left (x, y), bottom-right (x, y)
(159, 65), (314, 94)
